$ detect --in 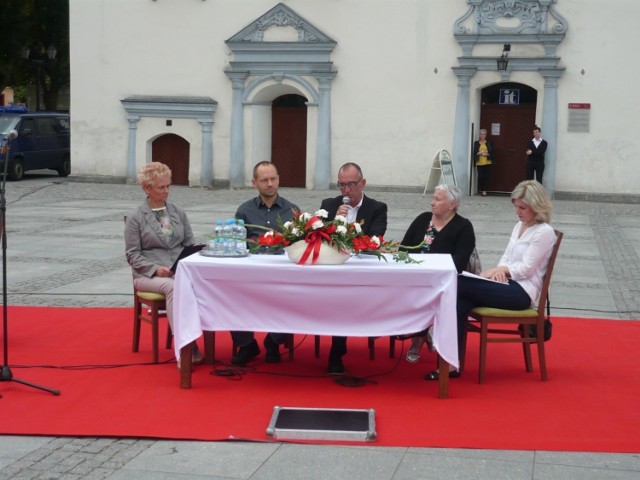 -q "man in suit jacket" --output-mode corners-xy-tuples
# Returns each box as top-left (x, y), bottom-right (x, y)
(320, 162), (388, 374)
(525, 126), (548, 183)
